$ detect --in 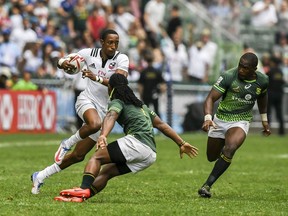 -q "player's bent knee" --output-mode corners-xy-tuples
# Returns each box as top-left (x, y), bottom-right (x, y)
(70, 151), (86, 162)
(86, 120), (101, 132)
